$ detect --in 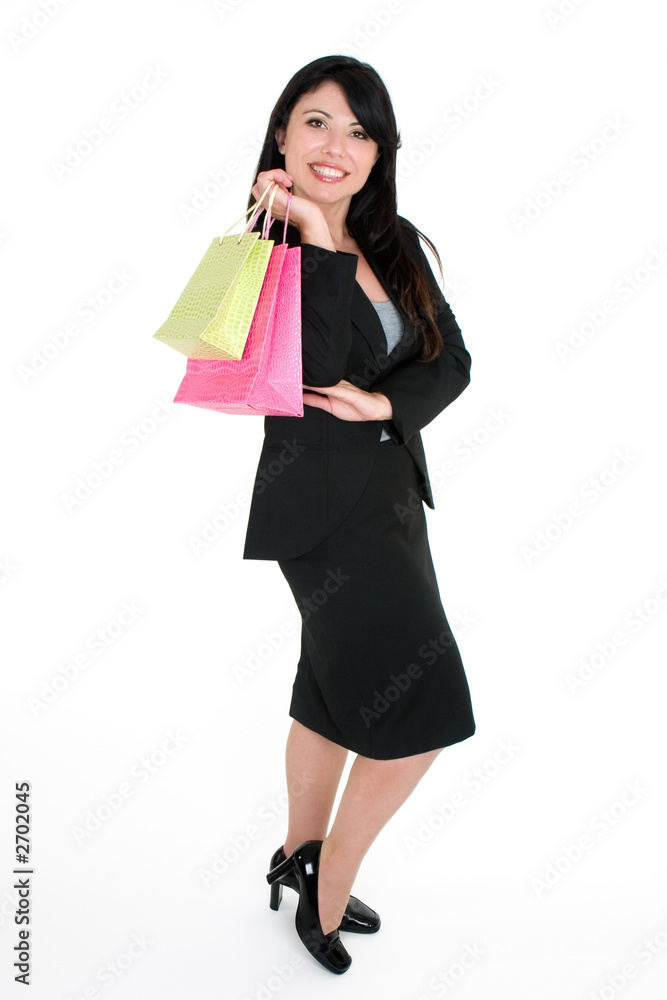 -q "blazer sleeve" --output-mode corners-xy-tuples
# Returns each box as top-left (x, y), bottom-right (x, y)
(299, 243), (360, 386)
(374, 234), (472, 447)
